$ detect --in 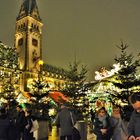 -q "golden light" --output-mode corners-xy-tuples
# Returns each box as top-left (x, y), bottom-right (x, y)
(38, 60), (44, 65)
(95, 63), (121, 80)
(48, 108), (56, 116)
